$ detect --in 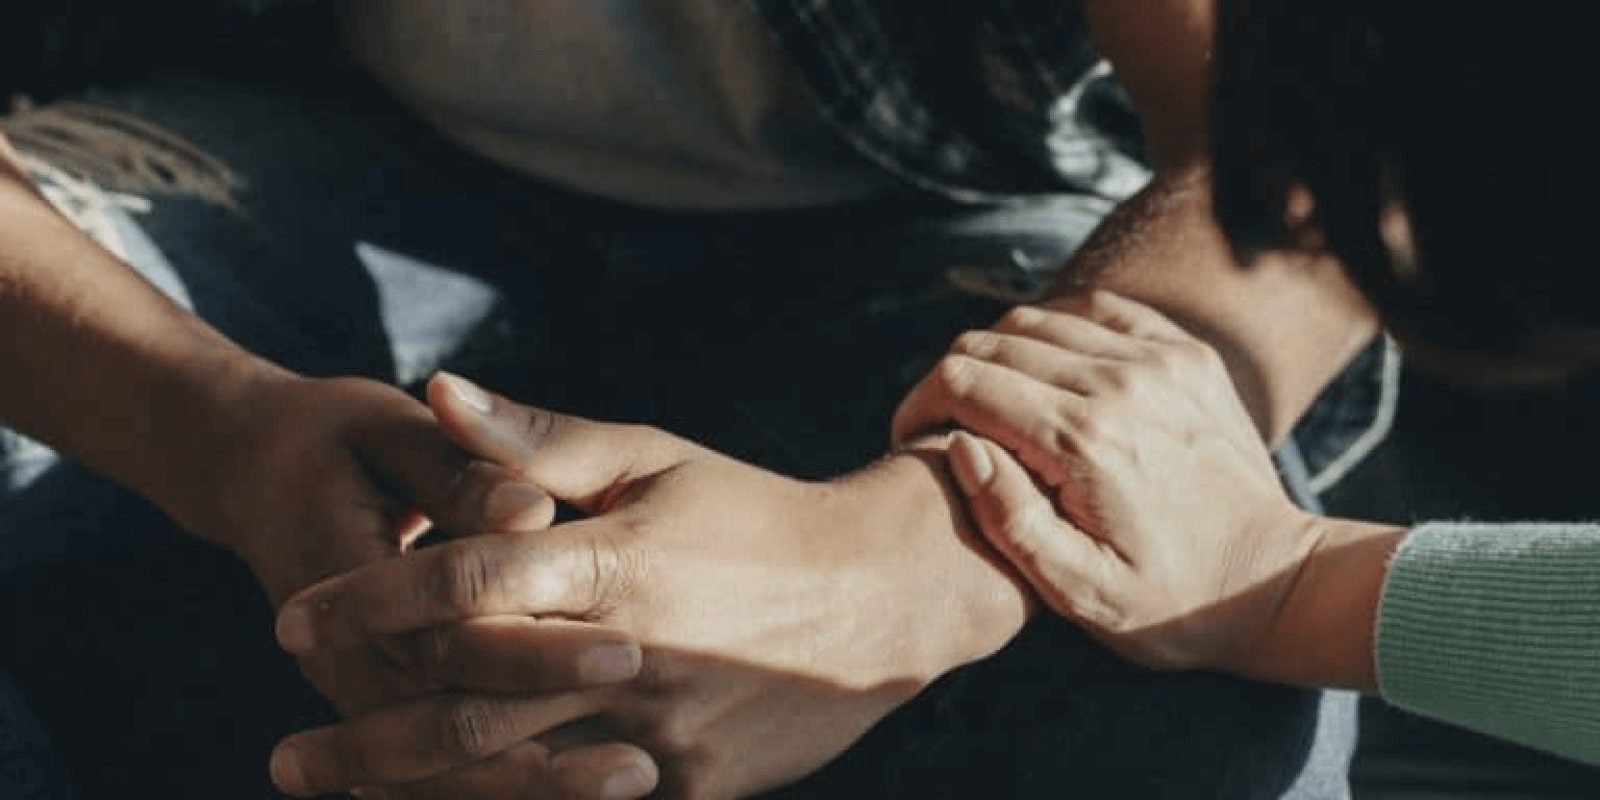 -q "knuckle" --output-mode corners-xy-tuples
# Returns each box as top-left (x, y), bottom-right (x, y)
(1065, 403), (1105, 445)
(519, 408), (558, 456)
(435, 546), (499, 616)
(648, 712), (704, 762)
(585, 538), (617, 615)
(997, 506), (1051, 565)
(998, 305), (1038, 331)
(1099, 364), (1133, 394)
(1047, 414), (1083, 459)
(951, 330), (996, 359)
(311, 736), (372, 787)
(1050, 290), (1106, 321)
(587, 532), (644, 616)
(1081, 289), (1116, 314)
(1147, 345), (1184, 375)
(933, 355), (976, 397)
(1073, 585), (1125, 633)
(437, 697), (501, 758)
